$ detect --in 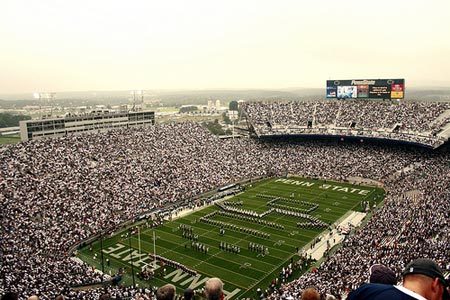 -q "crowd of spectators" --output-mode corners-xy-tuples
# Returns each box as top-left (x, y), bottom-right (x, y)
(0, 121), (449, 299)
(242, 100), (450, 147)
